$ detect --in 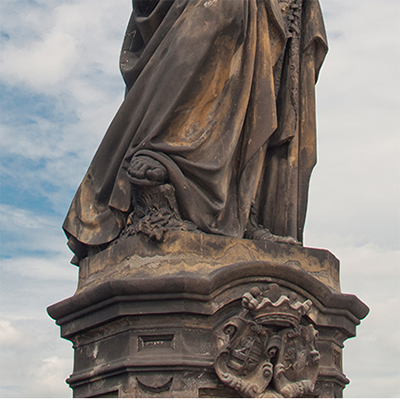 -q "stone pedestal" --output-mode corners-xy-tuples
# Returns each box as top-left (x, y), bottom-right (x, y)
(47, 232), (368, 398)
